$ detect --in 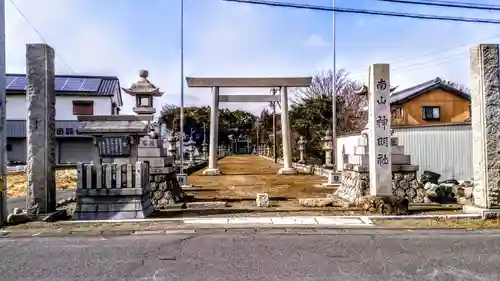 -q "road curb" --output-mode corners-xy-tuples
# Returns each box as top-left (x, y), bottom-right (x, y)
(3, 225), (500, 239)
